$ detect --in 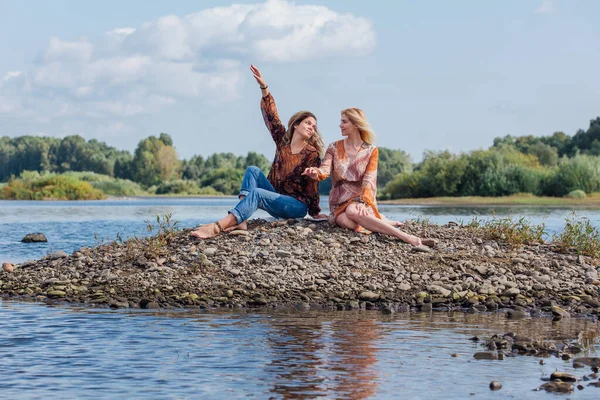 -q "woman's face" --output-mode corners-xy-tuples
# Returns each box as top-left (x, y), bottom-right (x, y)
(294, 116), (317, 141)
(340, 114), (359, 137)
